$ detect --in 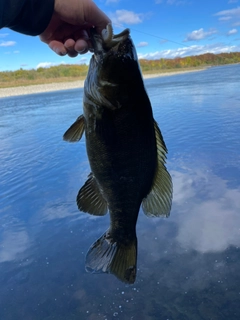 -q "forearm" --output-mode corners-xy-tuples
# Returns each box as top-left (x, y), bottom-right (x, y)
(0, 0), (54, 36)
